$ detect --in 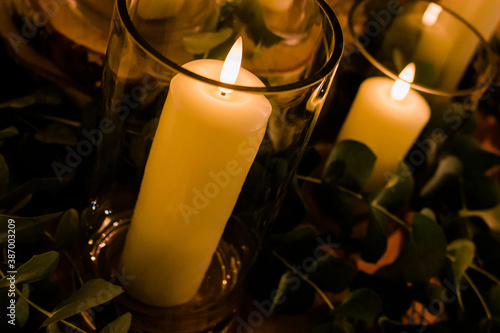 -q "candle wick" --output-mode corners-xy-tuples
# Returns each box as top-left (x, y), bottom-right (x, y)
(220, 92), (226, 97)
